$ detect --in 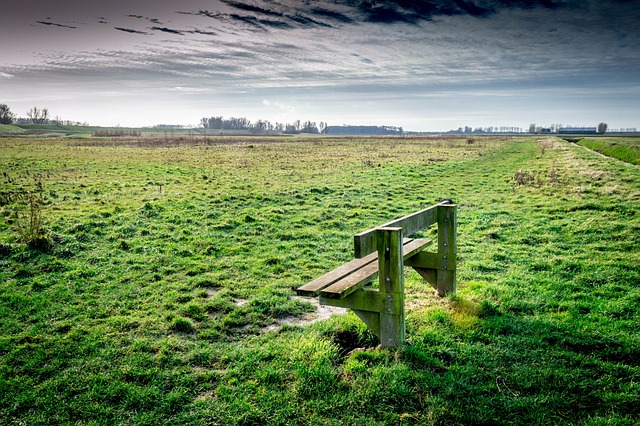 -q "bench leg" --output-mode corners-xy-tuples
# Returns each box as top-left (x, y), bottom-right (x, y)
(321, 228), (406, 347)
(377, 227), (405, 347)
(405, 204), (457, 296)
(436, 204), (456, 295)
